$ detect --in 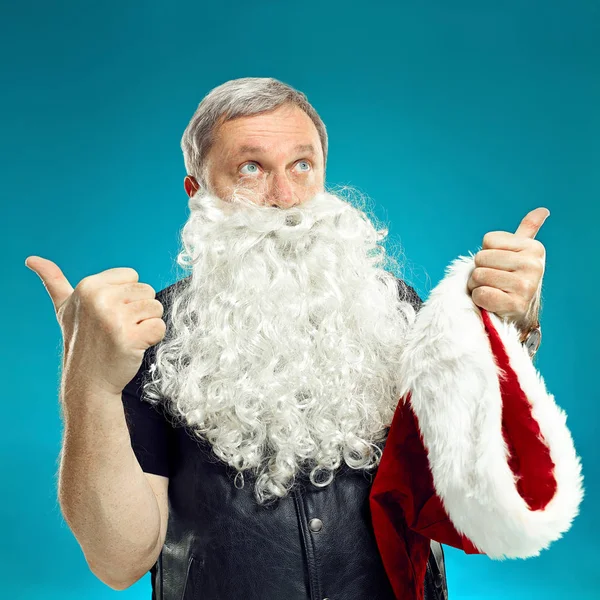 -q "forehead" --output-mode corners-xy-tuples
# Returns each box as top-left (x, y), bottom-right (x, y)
(214, 104), (321, 158)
